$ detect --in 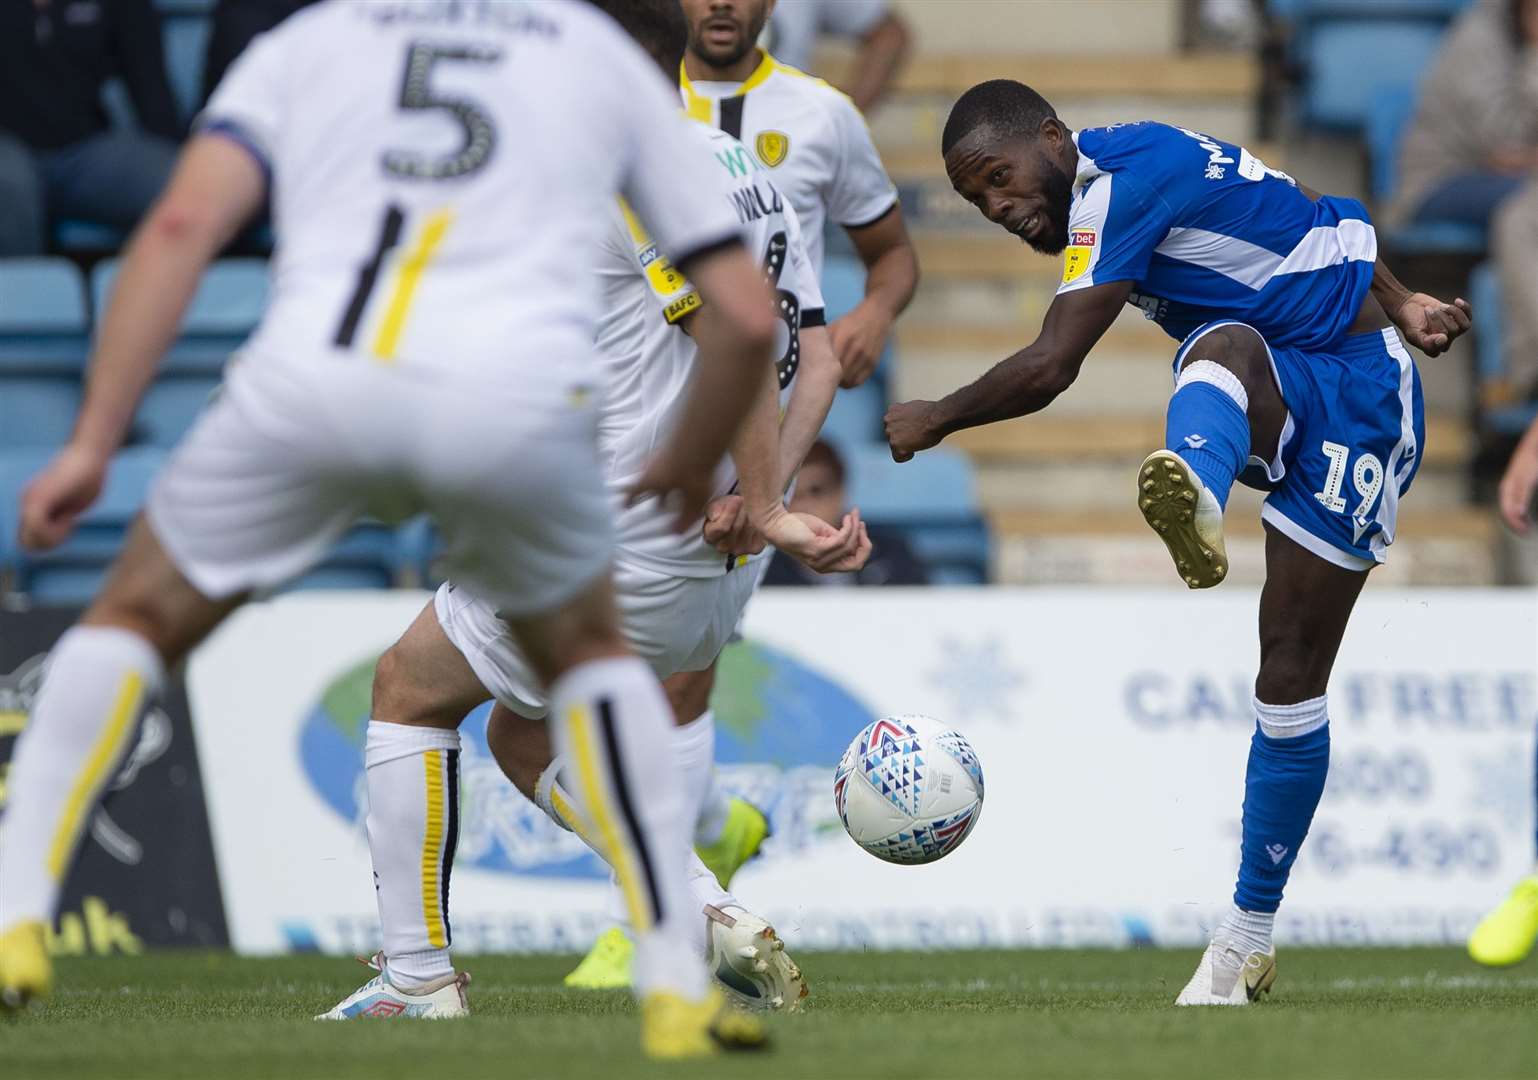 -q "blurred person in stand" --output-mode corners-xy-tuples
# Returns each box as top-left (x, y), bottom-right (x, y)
(0, 0), (182, 254)
(764, 439), (929, 586)
(764, 0), (911, 114)
(1388, 0), (1538, 399)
